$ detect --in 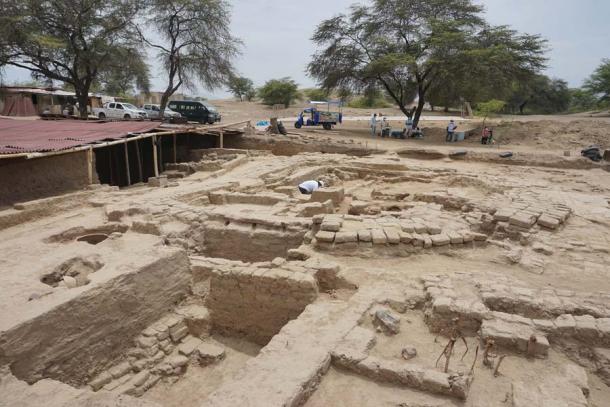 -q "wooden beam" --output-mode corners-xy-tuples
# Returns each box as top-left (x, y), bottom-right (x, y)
(135, 139), (143, 183)
(219, 130), (224, 149)
(158, 135), (163, 172)
(124, 142), (131, 186)
(86, 147), (93, 184)
(152, 135), (159, 177)
(173, 134), (177, 163)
